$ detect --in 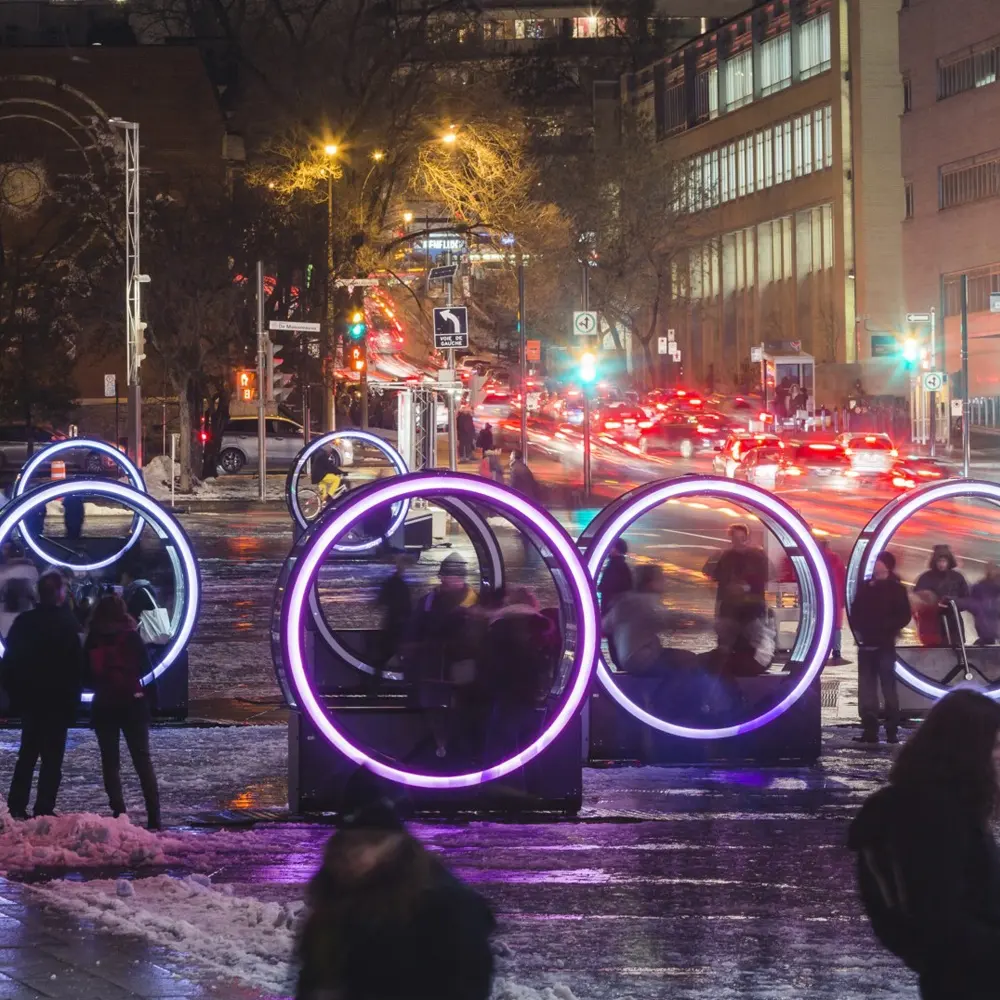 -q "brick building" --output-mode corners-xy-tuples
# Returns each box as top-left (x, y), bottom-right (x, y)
(617, 0), (905, 397)
(899, 0), (1000, 396)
